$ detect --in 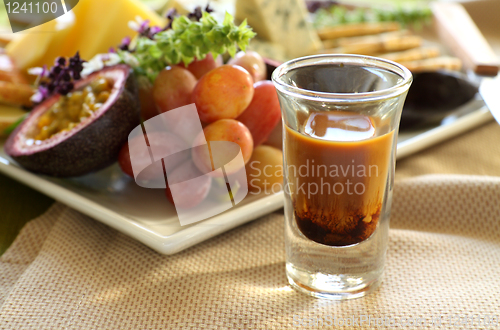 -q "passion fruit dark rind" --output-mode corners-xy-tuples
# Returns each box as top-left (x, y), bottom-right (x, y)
(5, 65), (140, 177)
